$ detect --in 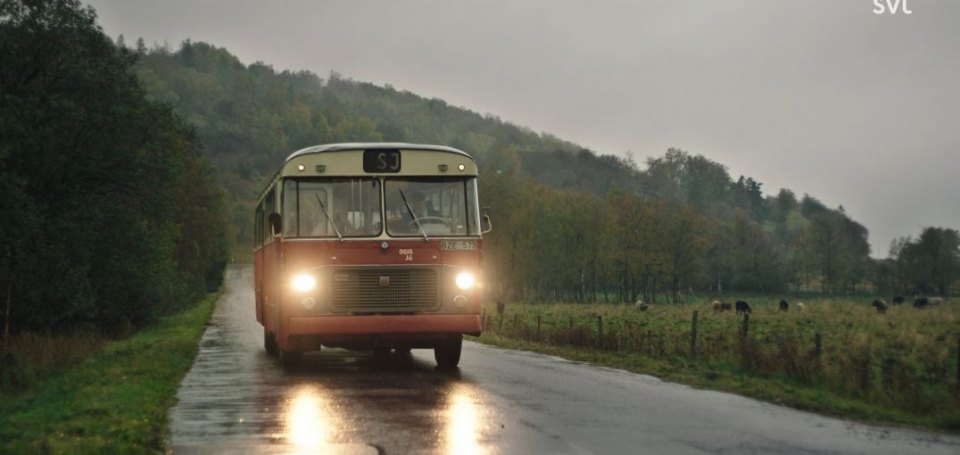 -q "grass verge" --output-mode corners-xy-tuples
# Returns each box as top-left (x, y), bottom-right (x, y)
(0, 293), (218, 454)
(469, 331), (960, 433)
